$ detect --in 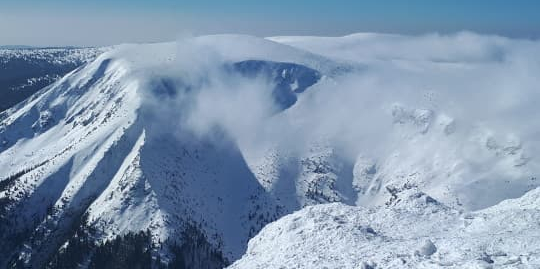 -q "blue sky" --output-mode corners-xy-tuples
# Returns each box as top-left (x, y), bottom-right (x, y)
(1, 0), (539, 46)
